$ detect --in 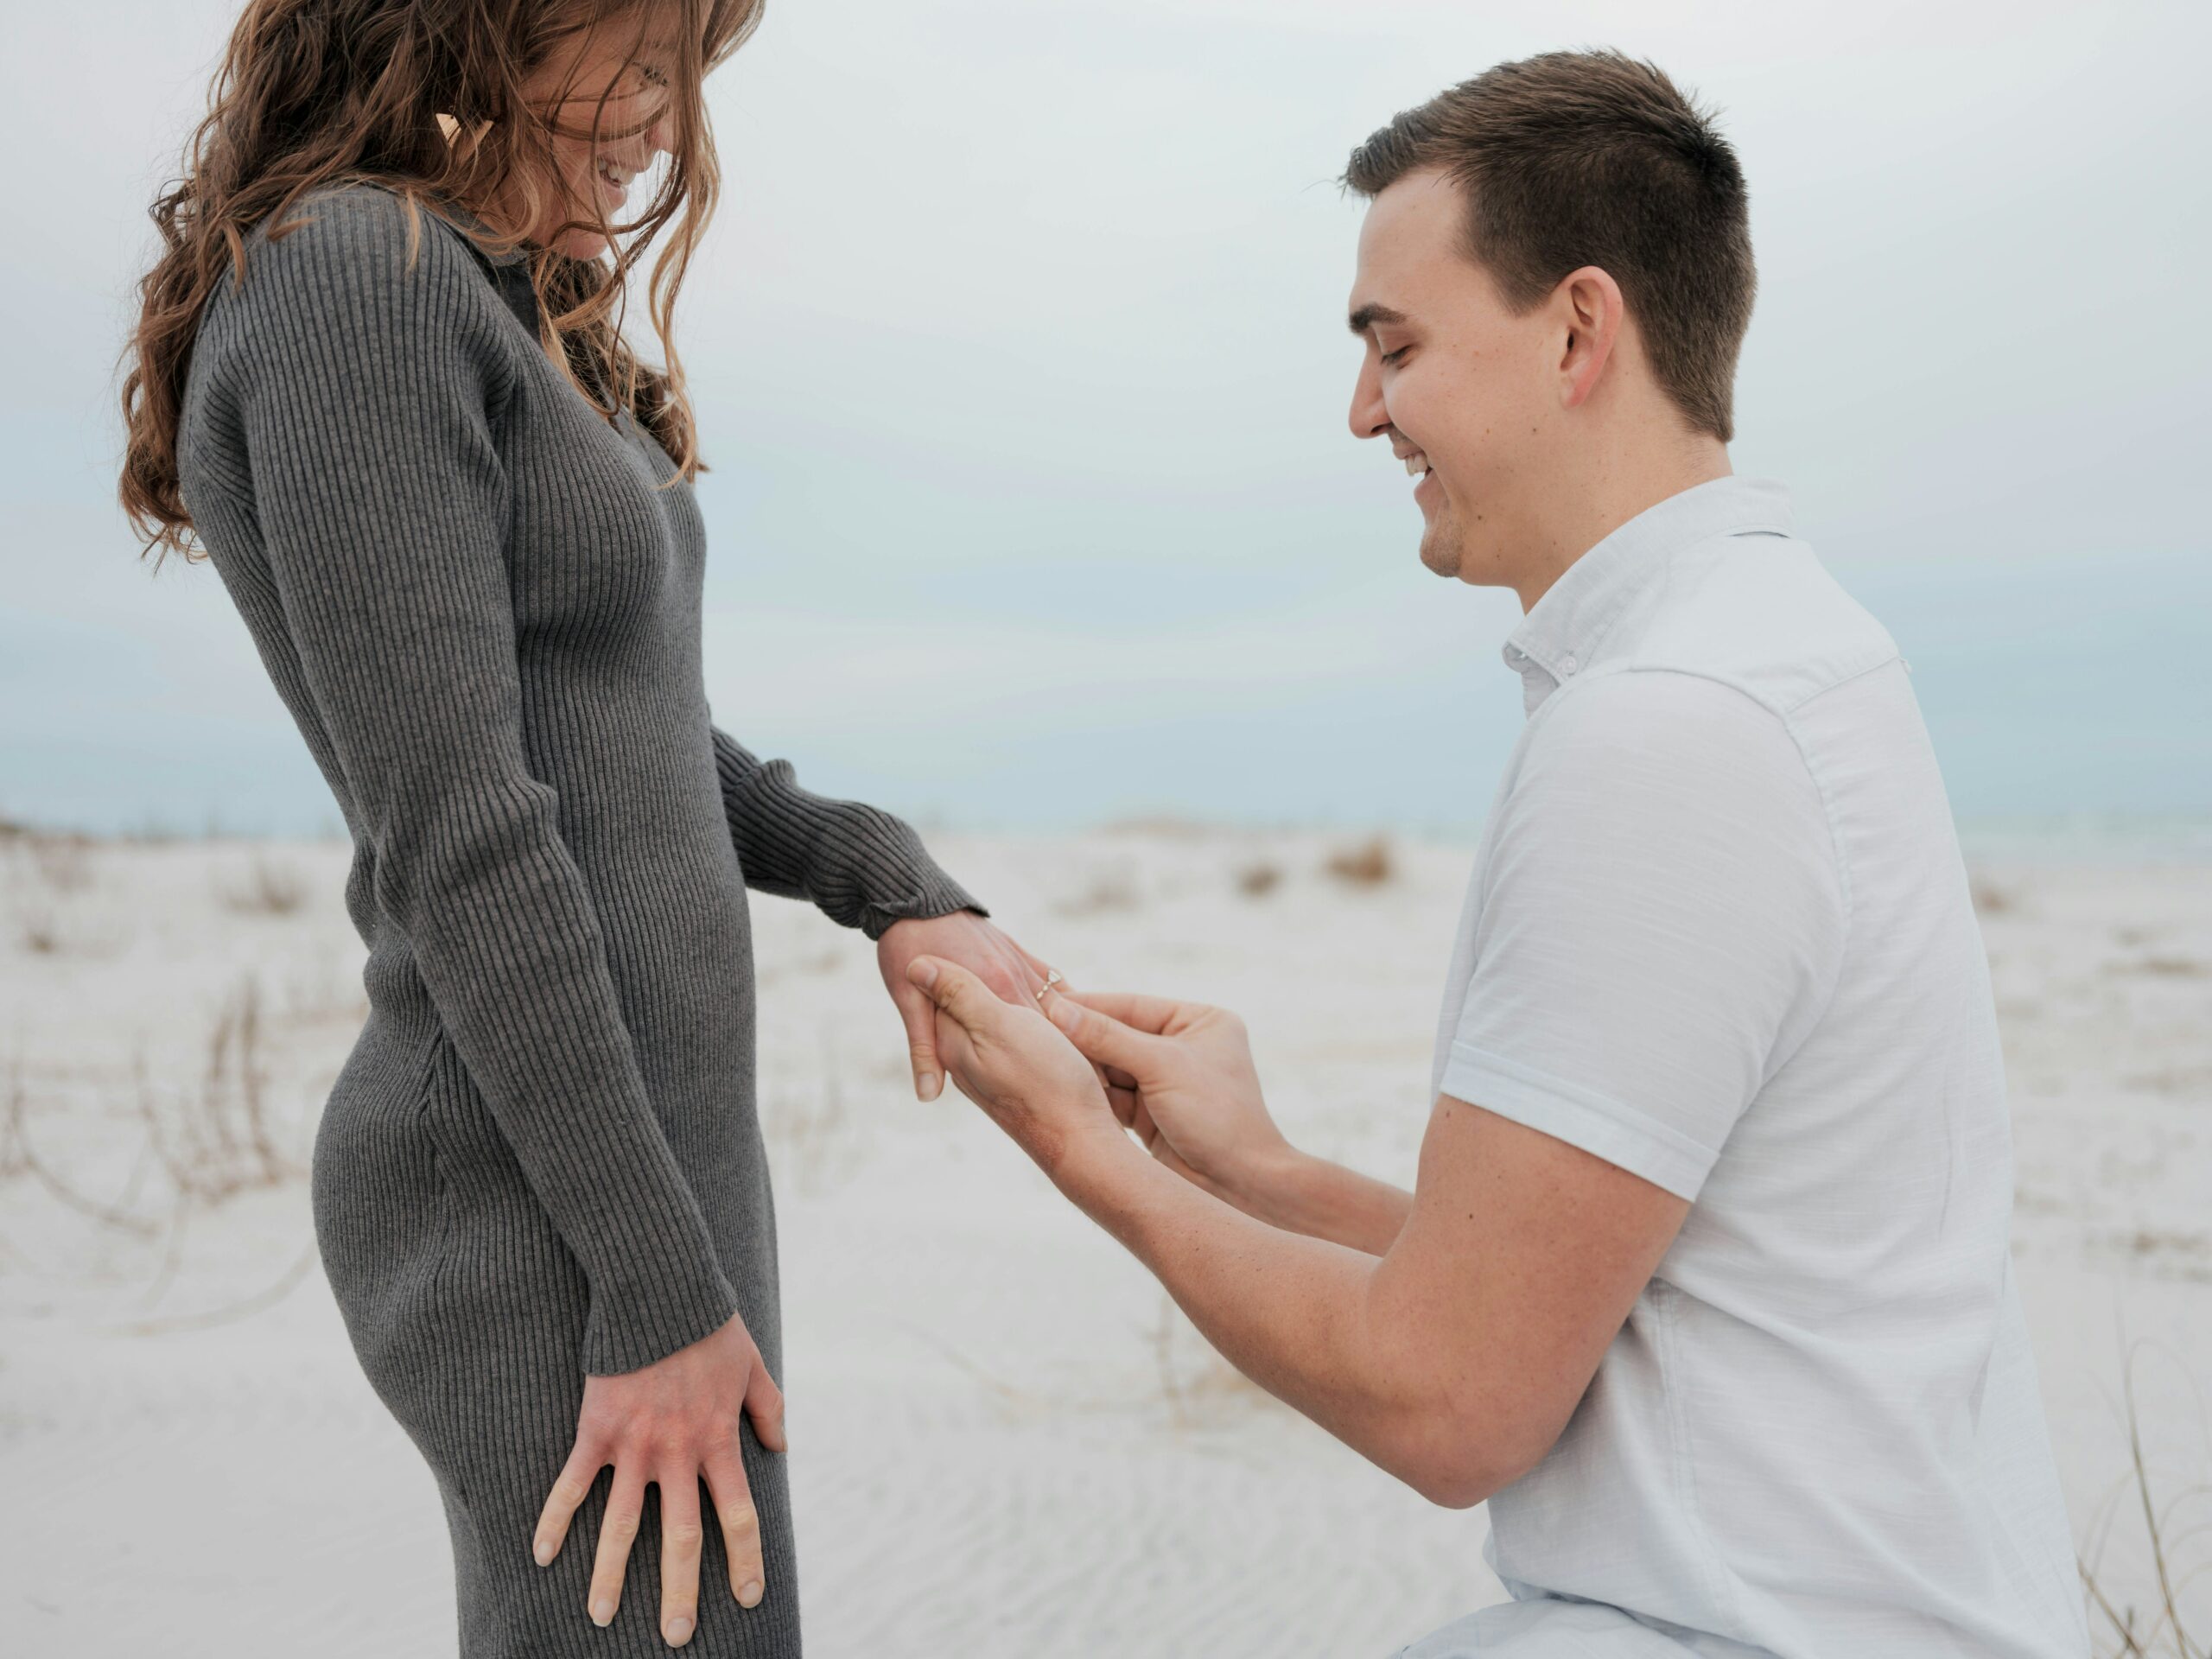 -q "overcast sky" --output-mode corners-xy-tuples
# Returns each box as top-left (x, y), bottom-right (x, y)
(3, 0), (2207, 838)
